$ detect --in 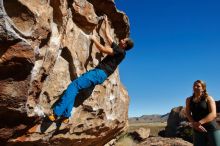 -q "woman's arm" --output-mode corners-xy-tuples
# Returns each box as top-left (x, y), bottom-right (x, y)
(199, 96), (217, 125)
